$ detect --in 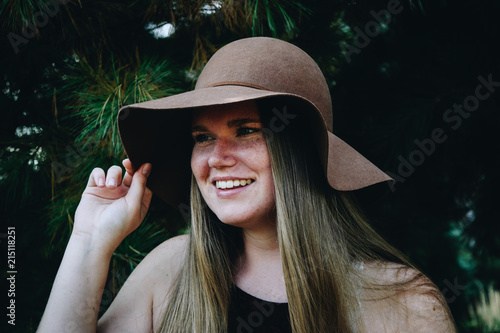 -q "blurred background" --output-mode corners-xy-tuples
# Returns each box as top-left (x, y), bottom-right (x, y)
(0, 0), (499, 332)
